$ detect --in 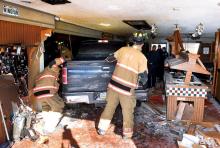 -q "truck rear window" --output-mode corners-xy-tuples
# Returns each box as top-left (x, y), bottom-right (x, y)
(74, 41), (125, 60)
